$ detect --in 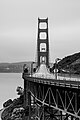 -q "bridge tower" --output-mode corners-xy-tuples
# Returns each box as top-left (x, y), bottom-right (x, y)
(23, 18), (80, 120)
(37, 18), (49, 67)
